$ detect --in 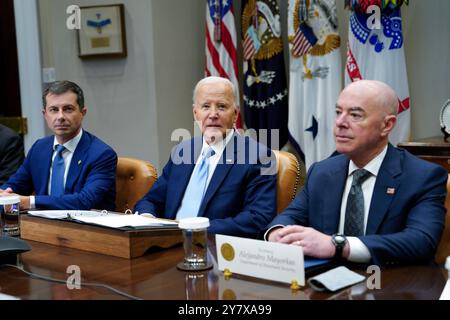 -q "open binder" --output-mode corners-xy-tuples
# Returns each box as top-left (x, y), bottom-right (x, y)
(27, 210), (178, 231)
(21, 212), (182, 259)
